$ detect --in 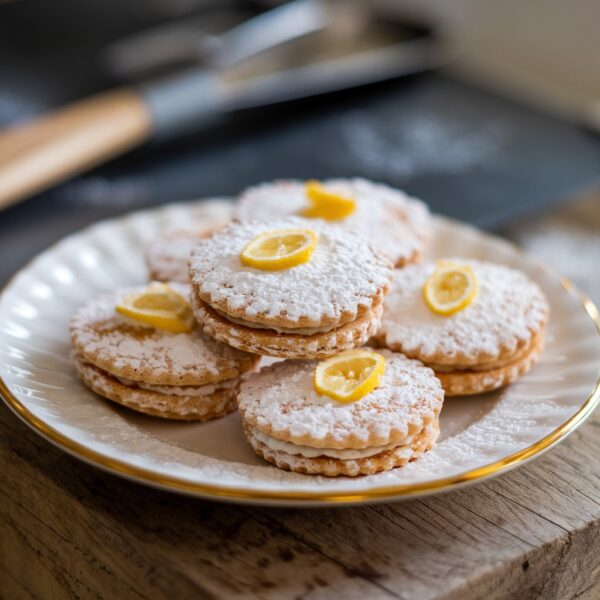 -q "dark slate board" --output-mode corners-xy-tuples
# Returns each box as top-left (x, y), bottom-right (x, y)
(1, 73), (600, 286)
